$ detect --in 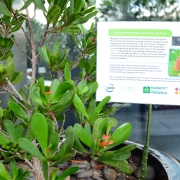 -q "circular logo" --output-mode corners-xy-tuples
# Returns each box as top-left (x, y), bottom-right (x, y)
(105, 84), (115, 92)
